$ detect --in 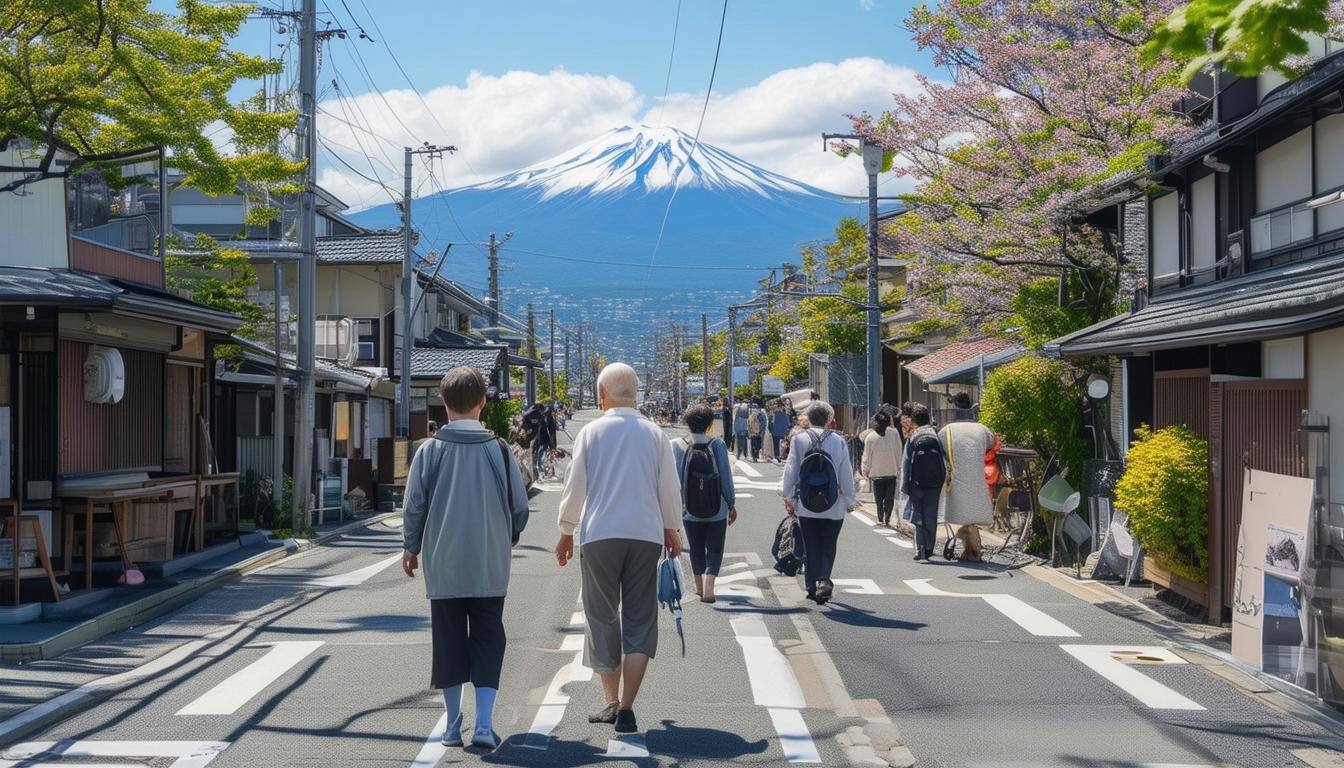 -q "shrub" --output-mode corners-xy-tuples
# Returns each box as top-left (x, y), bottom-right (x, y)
(980, 354), (1089, 489)
(482, 398), (522, 440)
(1114, 425), (1209, 583)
